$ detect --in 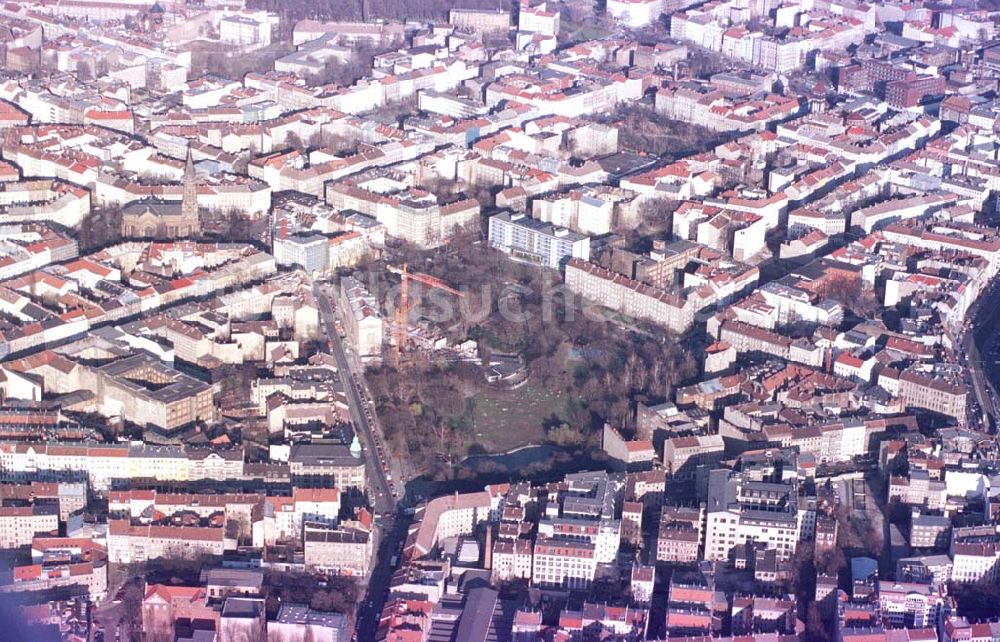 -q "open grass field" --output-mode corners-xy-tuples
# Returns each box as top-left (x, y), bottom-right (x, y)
(464, 379), (568, 453)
